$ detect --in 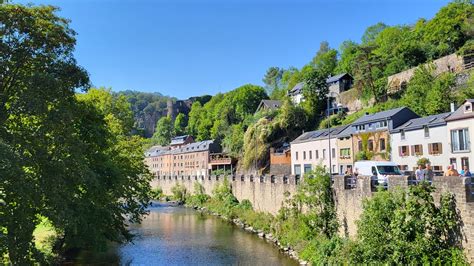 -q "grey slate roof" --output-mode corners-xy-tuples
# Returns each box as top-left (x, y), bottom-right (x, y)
(170, 135), (190, 145)
(445, 99), (474, 122)
(145, 145), (170, 157)
(256, 100), (282, 112)
(326, 73), (351, 83)
(291, 125), (349, 144)
(145, 140), (214, 157)
(288, 82), (305, 95)
(336, 124), (356, 138)
(391, 112), (451, 133)
(288, 73), (352, 96)
(352, 107), (407, 125)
